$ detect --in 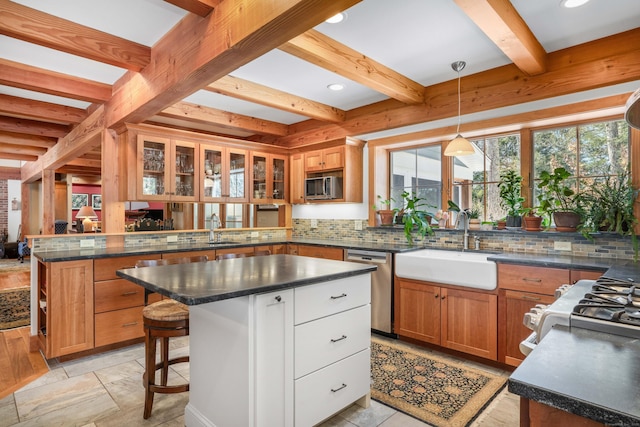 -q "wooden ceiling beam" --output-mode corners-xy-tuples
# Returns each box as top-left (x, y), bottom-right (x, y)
(0, 115), (69, 138)
(0, 131), (57, 148)
(0, 167), (21, 180)
(0, 94), (86, 124)
(0, 152), (38, 162)
(65, 157), (102, 169)
(105, 0), (361, 130)
(160, 101), (289, 136)
(454, 0), (547, 75)
(280, 29), (425, 104)
(0, 1), (150, 71)
(163, 0), (220, 17)
(276, 29), (640, 146)
(207, 75), (346, 122)
(0, 58), (112, 103)
(0, 143), (46, 156)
